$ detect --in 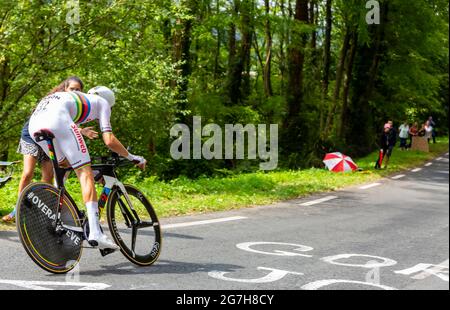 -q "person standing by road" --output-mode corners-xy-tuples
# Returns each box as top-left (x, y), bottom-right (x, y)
(383, 122), (397, 169)
(375, 124), (391, 169)
(428, 116), (437, 143)
(424, 120), (433, 143)
(408, 122), (419, 148)
(399, 121), (410, 151)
